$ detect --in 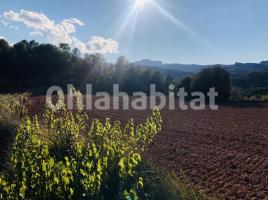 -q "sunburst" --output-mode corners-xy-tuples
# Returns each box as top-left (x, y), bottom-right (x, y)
(134, 0), (147, 12)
